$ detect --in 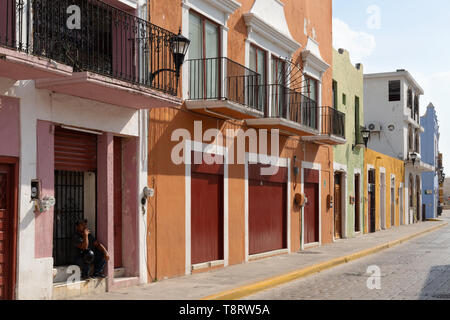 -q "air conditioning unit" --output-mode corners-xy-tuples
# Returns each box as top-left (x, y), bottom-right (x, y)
(367, 122), (382, 132)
